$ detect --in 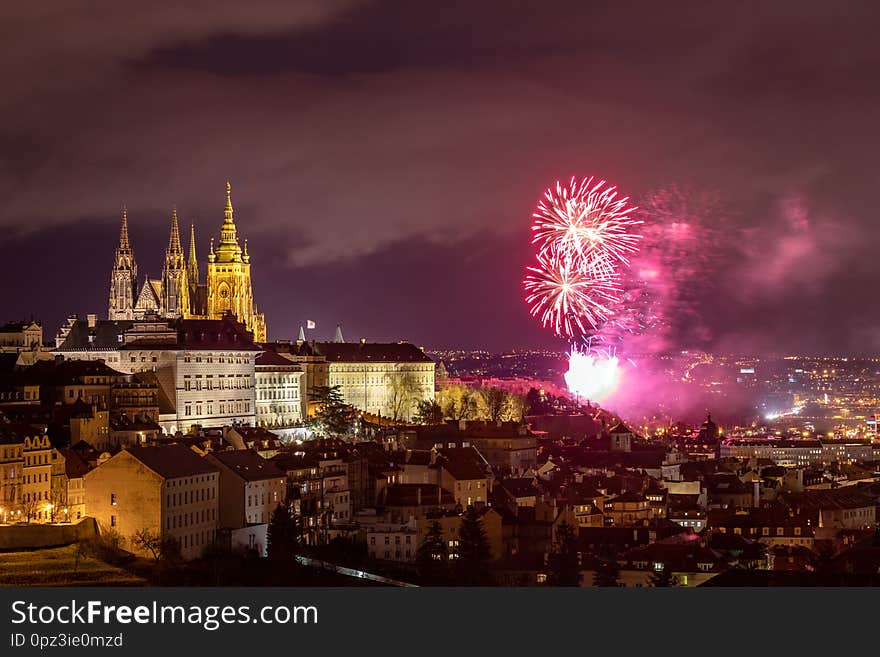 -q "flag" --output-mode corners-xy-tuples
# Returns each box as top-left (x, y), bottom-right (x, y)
(306, 320), (316, 329)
